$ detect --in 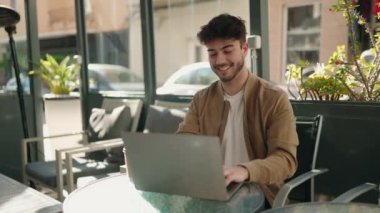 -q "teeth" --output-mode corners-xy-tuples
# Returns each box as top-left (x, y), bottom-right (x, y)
(217, 66), (230, 71)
